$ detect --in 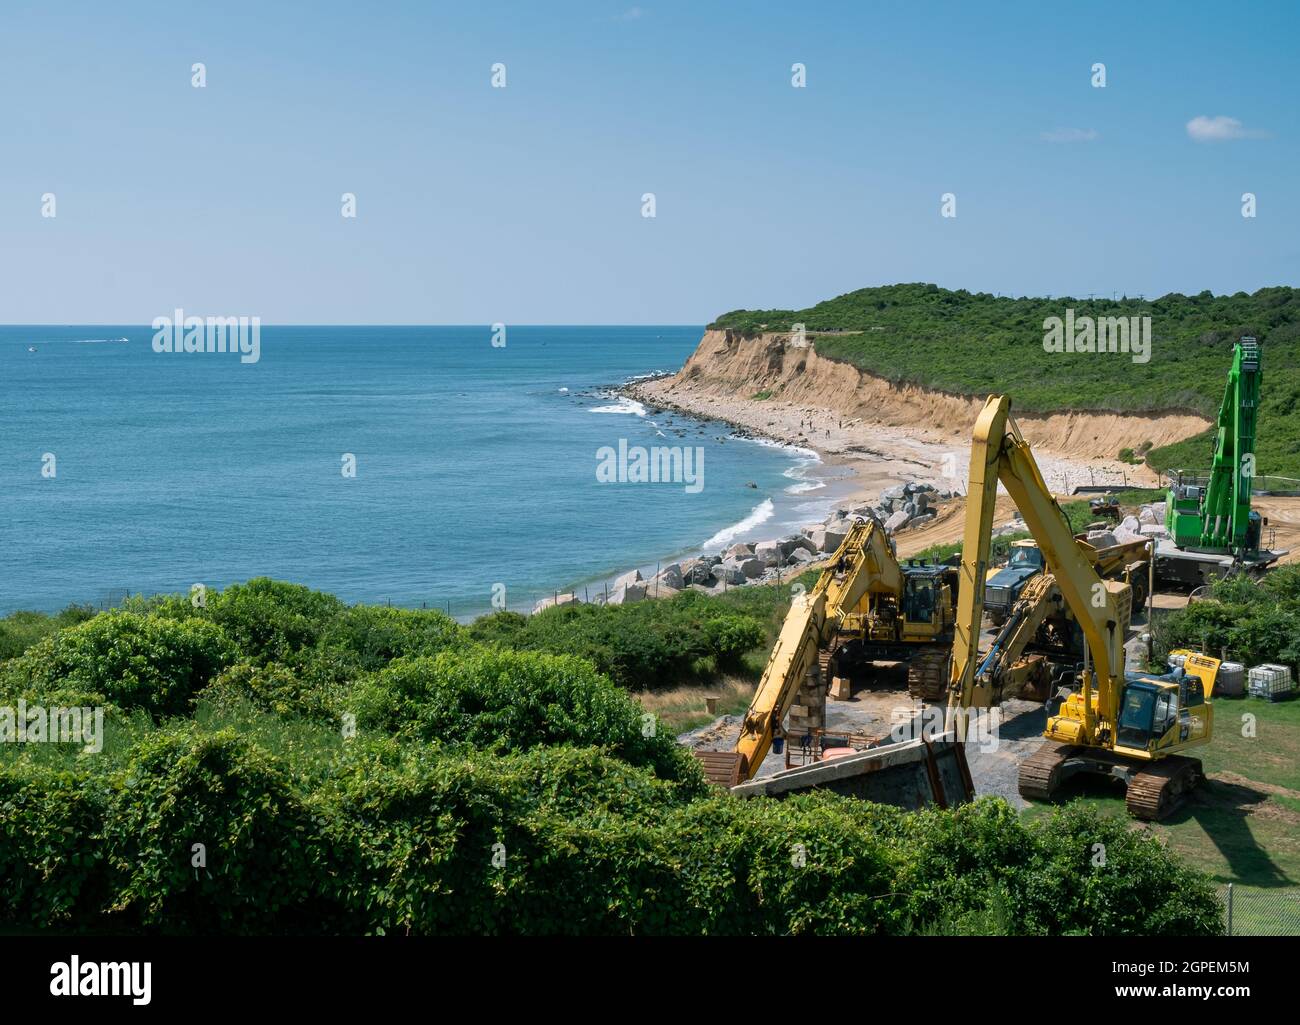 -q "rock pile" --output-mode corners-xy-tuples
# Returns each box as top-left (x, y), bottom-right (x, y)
(531, 479), (952, 613)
